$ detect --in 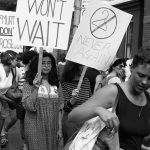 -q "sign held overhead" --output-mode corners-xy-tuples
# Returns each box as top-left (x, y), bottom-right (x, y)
(13, 0), (75, 50)
(66, 0), (132, 71)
